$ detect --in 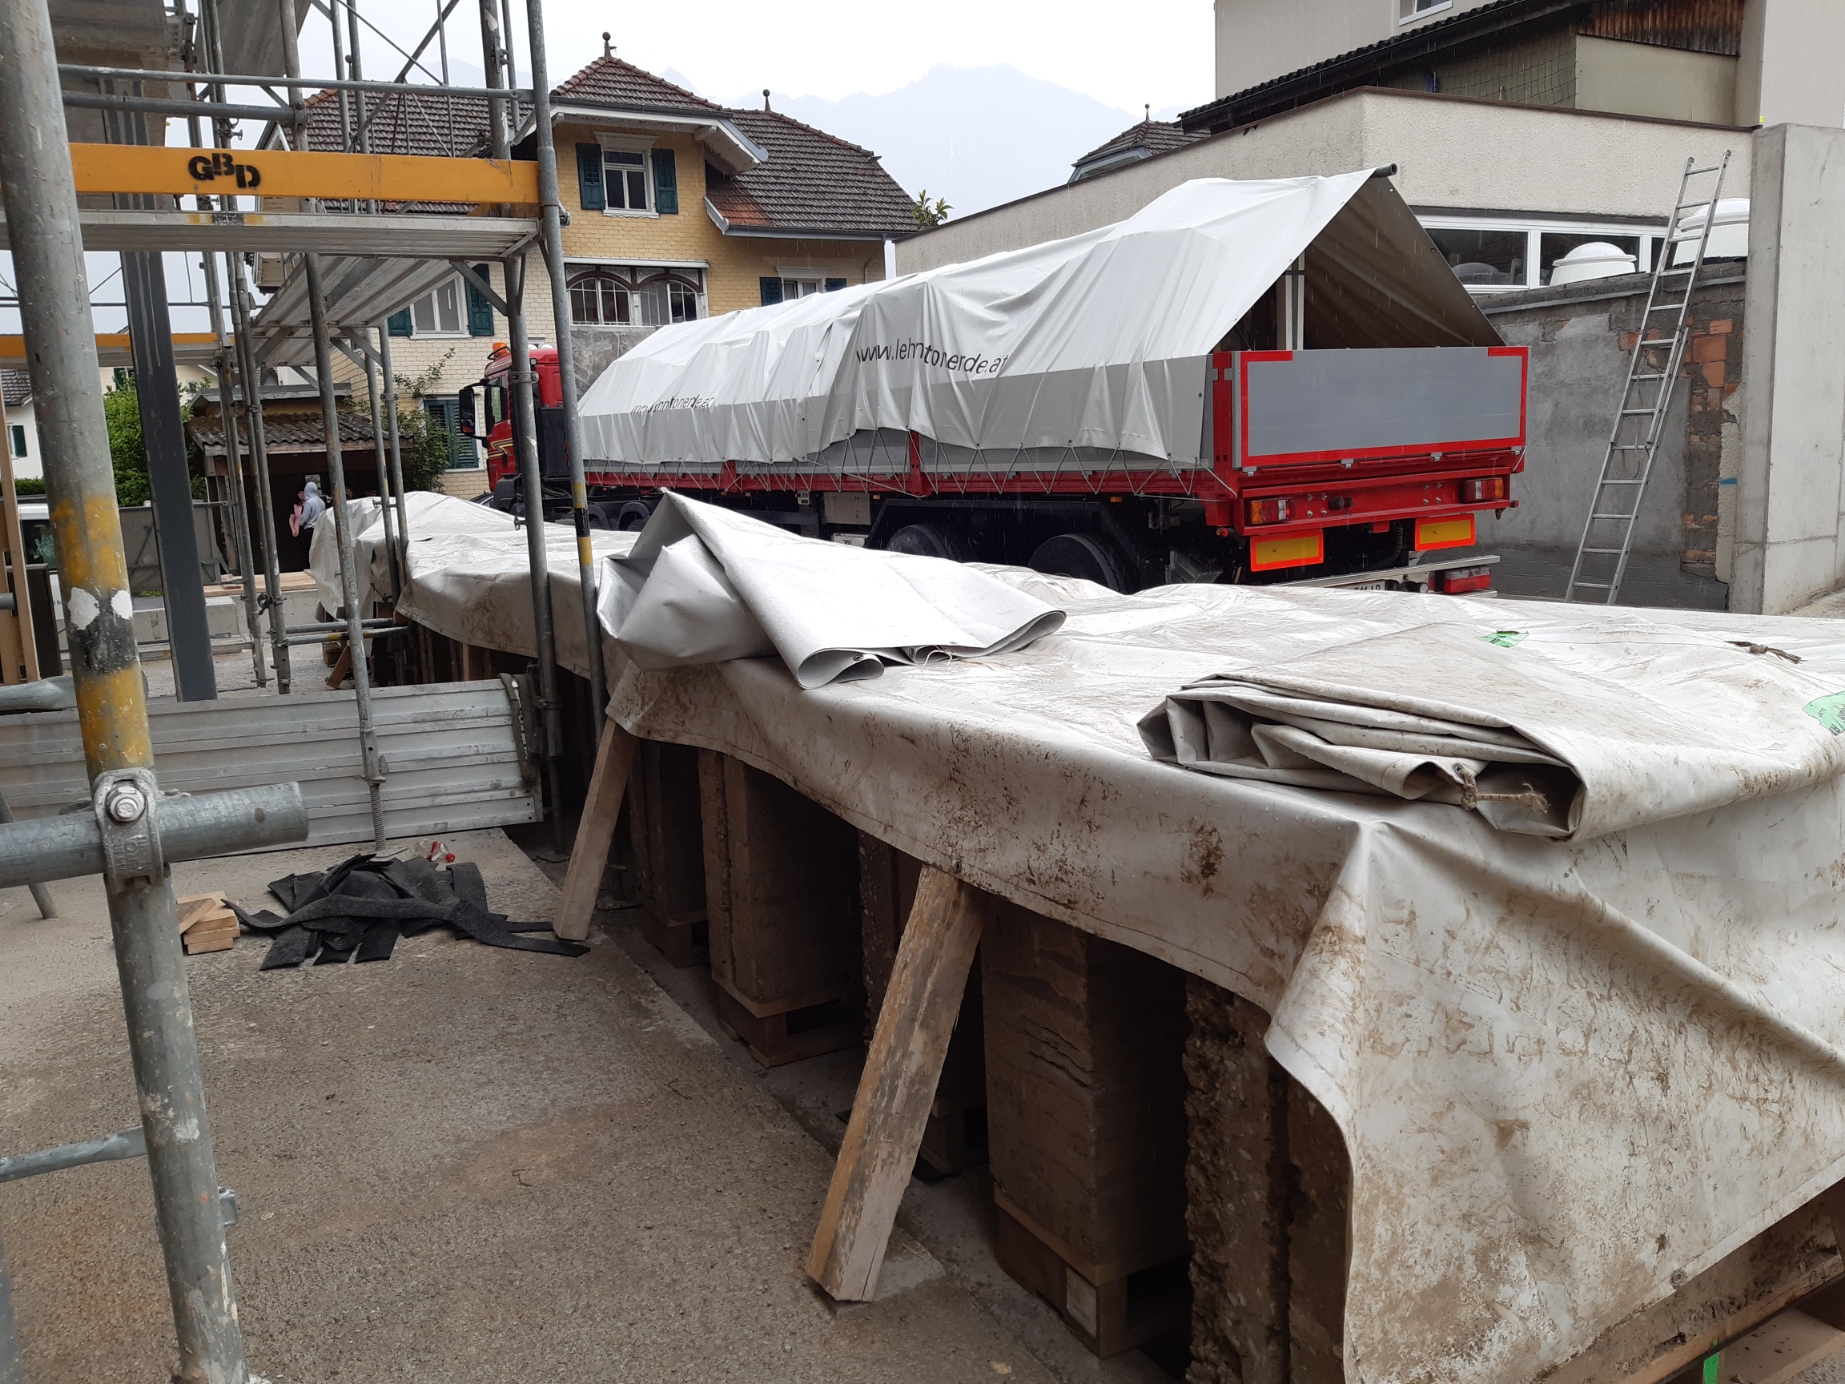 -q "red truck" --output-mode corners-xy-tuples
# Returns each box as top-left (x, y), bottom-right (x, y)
(461, 338), (1525, 594)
